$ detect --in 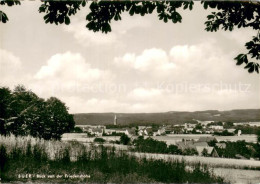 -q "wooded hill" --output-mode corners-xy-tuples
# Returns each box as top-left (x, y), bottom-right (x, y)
(74, 109), (260, 126)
